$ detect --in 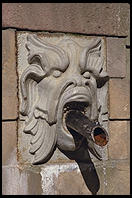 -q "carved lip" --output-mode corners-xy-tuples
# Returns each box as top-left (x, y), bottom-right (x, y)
(62, 86), (92, 107)
(65, 94), (90, 104)
(60, 86), (92, 119)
